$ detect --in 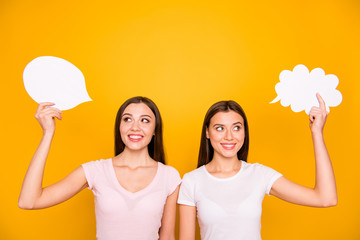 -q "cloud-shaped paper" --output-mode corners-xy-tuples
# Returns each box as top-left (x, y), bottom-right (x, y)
(270, 64), (342, 114)
(23, 56), (92, 111)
